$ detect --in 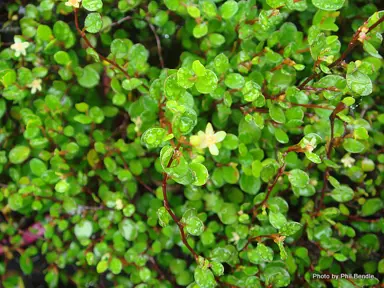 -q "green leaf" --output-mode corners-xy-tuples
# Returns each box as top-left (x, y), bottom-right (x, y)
(221, 166), (239, 184)
(256, 243), (274, 262)
(378, 259), (384, 274)
(193, 23), (208, 38)
(122, 78), (143, 91)
(54, 51), (71, 65)
(78, 66), (100, 88)
(9, 146), (31, 164)
(187, 6), (201, 18)
(185, 216), (204, 236)
(361, 198), (384, 217)
(85, 13), (103, 33)
(82, 0), (103, 11)
(208, 33), (225, 47)
(111, 39), (130, 58)
(96, 260), (108, 273)
(190, 163), (209, 186)
(330, 185), (354, 202)
(266, 0), (285, 9)
(194, 267), (216, 288)
(139, 268), (151, 282)
(288, 169), (309, 188)
(141, 128), (167, 149)
(269, 211), (287, 229)
(177, 67), (195, 89)
(109, 258), (122, 275)
(240, 174), (261, 195)
(75, 102), (89, 112)
(279, 221), (302, 236)
(220, 0), (238, 20)
(218, 203), (238, 225)
(123, 204), (135, 217)
(242, 81), (262, 102)
(0, 99), (5, 119)
(363, 41), (382, 58)
(224, 73), (245, 89)
(157, 207), (171, 227)
(20, 254), (33, 275)
(292, 185), (316, 197)
(201, 0), (217, 18)
(119, 219), (138, 241)
(53, 21), (71, 41)
(312, 0), (345, 11)
(164, 0), (179, 10)
(305, 152), (321, 164)
(354, 127), (369, 140)
(30, 158), (47, 176)
(128, 44), (149, 64)
(195, 70), (218, 94)
(89, 107), (105, 124)
(343, 138), (365, 153)
(9, 194), (23, 211)
(211, 261), (224, 276)
(104, 157), (116, 173)
(74, 220), (93, 240)
(275, 128), (289, 144)
(165, 74), (185, 99)
(214, 53), (229, 74)
(269, 105), (286, 124)
(112, 93), (126, 106)
(346, 71), (373, 96)
(36, 24), (52, 41)
(74, 114), (93, 125)
(192, 60), (206, 77)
